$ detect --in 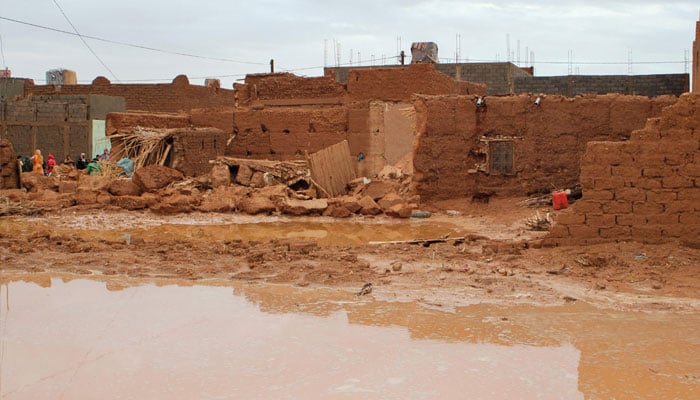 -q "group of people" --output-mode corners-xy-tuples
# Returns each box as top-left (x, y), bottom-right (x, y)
(18, 148), (111, 176)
